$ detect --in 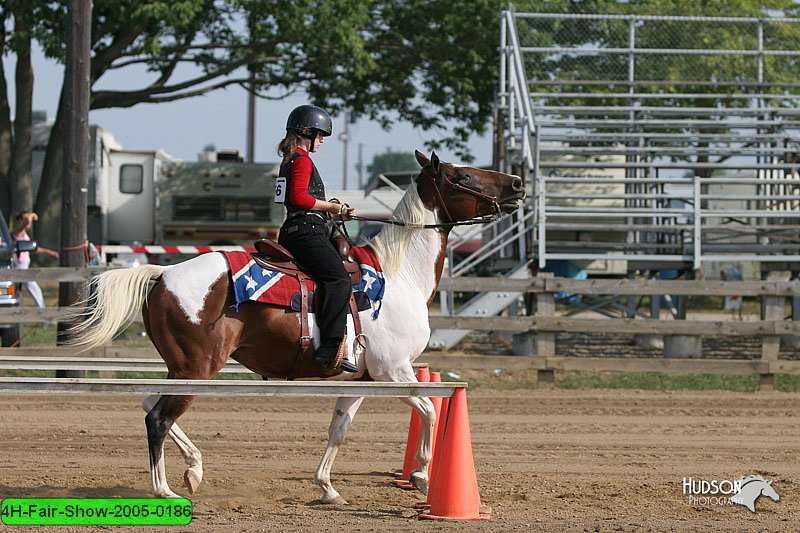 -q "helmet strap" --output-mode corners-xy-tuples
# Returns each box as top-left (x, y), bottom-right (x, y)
(299, 128), (318, 143)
